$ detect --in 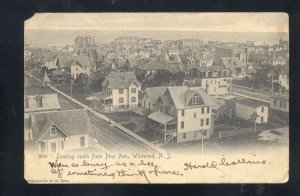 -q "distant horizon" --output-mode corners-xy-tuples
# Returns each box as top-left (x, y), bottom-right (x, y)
(25, 29), (288, 47)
